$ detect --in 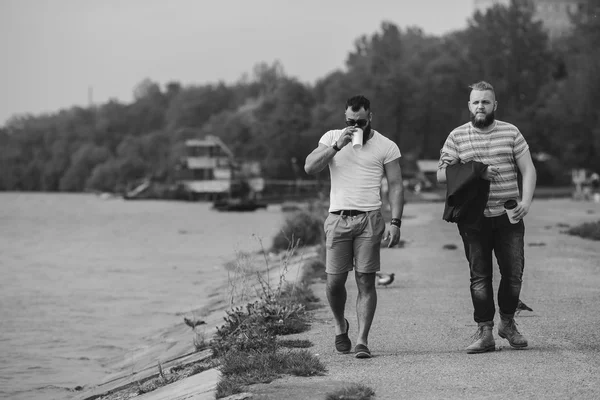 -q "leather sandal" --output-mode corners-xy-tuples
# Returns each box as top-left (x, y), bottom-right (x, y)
(354, 343), (372, 359)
